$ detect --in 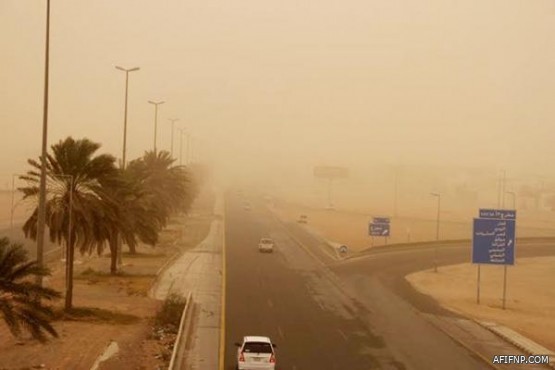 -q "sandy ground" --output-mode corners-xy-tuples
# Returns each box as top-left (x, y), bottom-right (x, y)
(0, 190), (214, 370)
(407, 257), (555, 351)
(272, 199), (555, 251)
(274, 197), (555, 352)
